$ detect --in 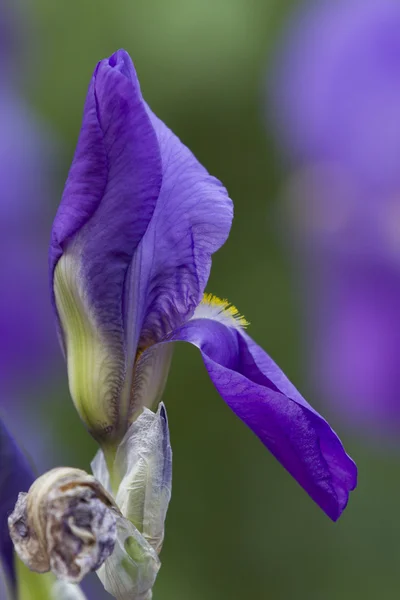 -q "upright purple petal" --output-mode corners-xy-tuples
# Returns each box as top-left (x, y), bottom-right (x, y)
(50, 51), (163, 442)
(50, 49), (162, 347)
(0, 418), (34, 588)
(165, 318), (356, 520)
